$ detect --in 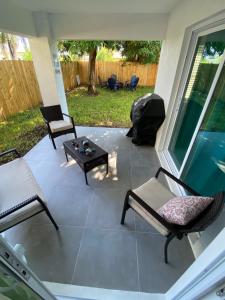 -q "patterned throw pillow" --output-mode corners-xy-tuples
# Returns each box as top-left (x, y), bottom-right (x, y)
(157, 196), (214, 225)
